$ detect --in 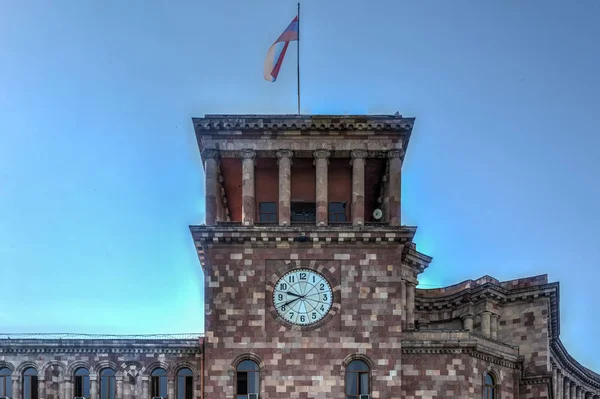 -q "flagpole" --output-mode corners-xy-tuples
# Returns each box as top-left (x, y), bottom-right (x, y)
(297, 2), (301, 115)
